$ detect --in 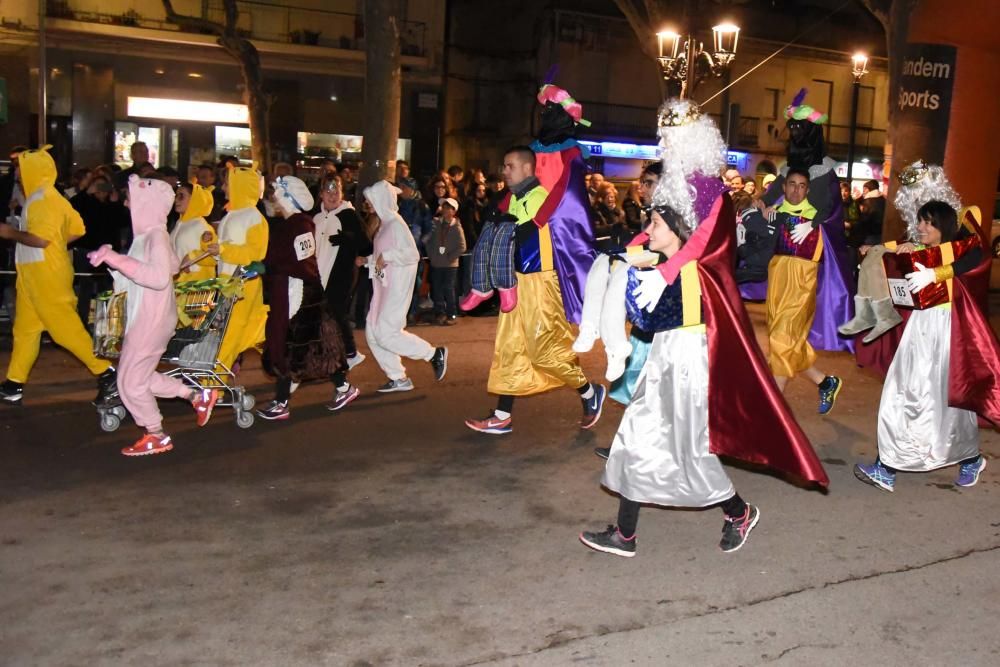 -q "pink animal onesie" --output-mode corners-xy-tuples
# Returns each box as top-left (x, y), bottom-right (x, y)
(89, 176), (217, 456)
